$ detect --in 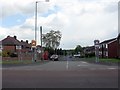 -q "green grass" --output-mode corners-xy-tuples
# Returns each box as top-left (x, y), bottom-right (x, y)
(99, 58), (120, 63)
(0, 60), (35, 64)
(1, 59), (50, 65)
(83, 57), (120, 63)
